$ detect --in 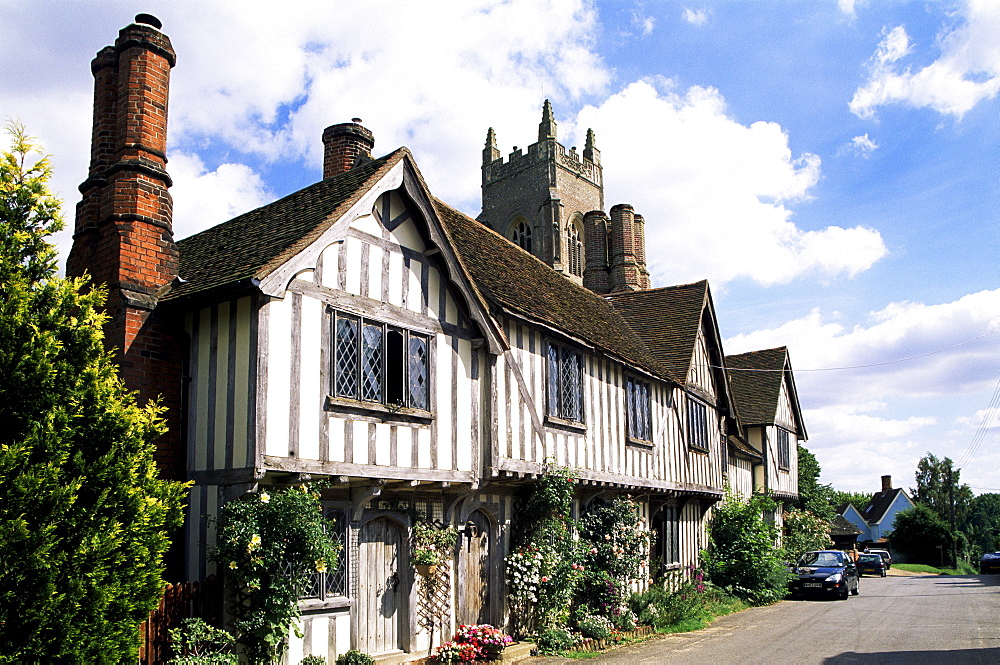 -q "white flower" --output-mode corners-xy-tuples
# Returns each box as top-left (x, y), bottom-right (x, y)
(259, 492), (270, 503)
